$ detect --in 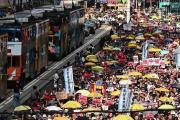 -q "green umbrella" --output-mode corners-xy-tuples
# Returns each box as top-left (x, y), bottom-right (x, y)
(92, 66), (104, 71)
